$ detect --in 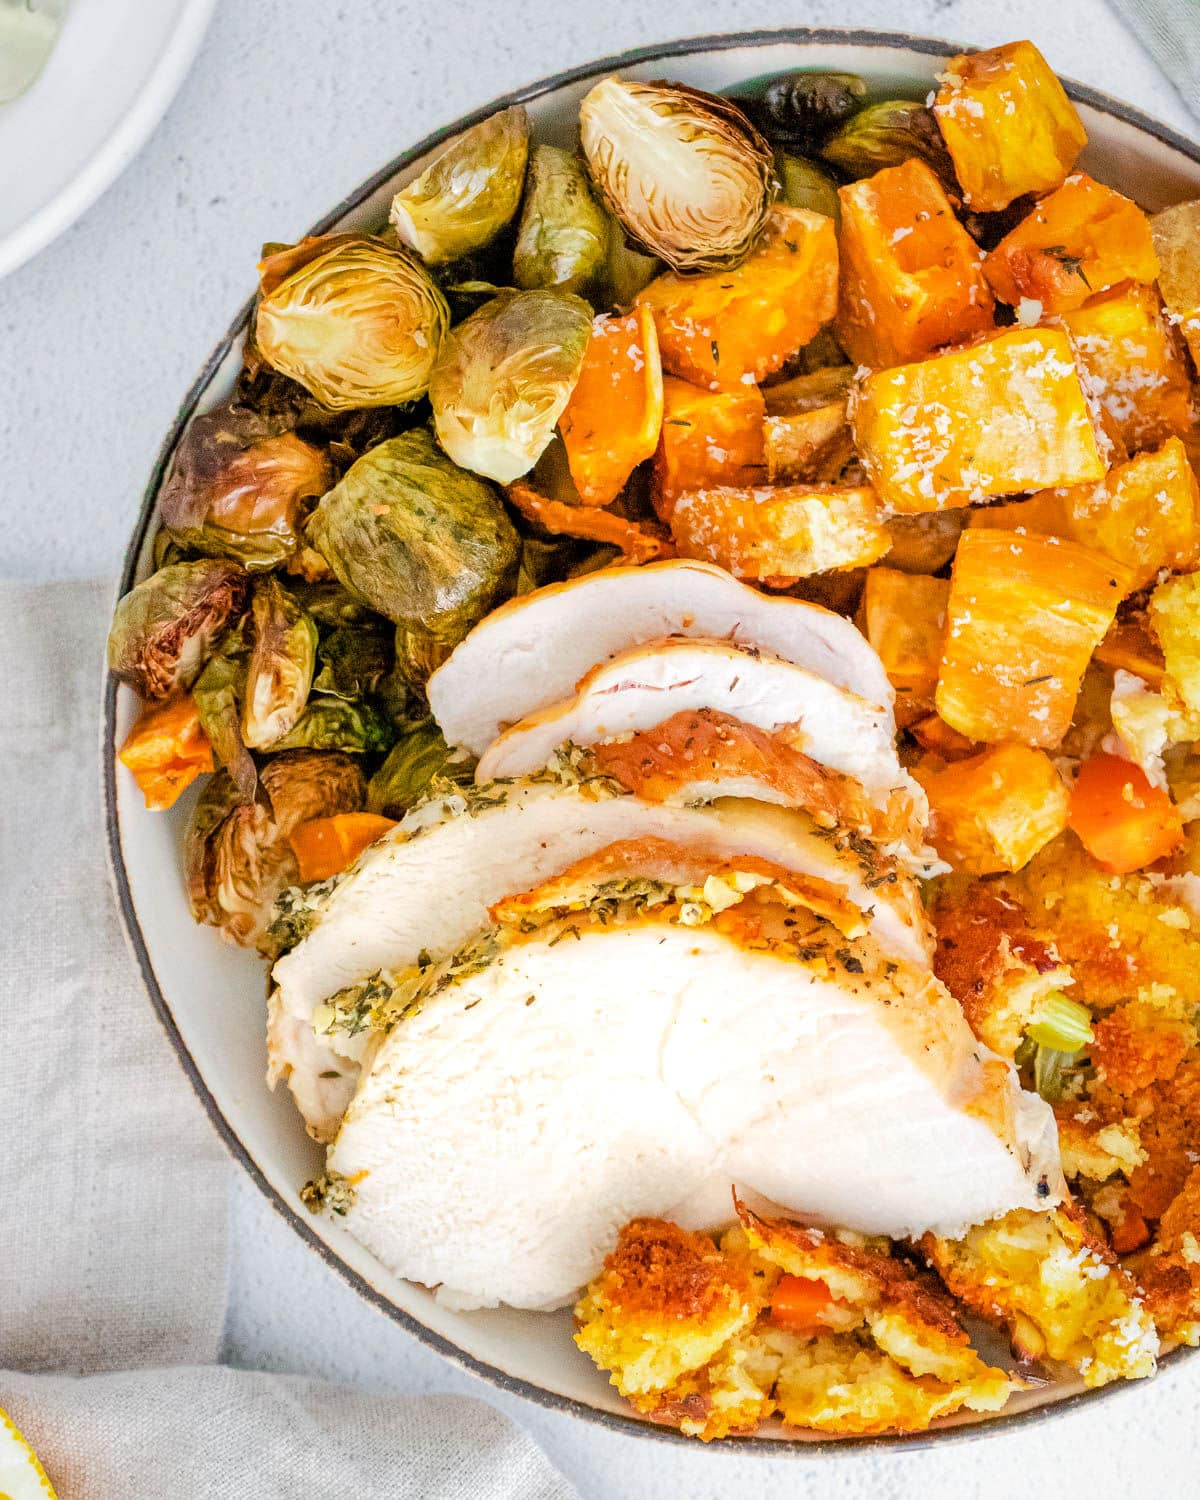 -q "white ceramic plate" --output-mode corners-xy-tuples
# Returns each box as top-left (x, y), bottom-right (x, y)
(0, 0), (217, 279)
(104, 30), (1200, 1450)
